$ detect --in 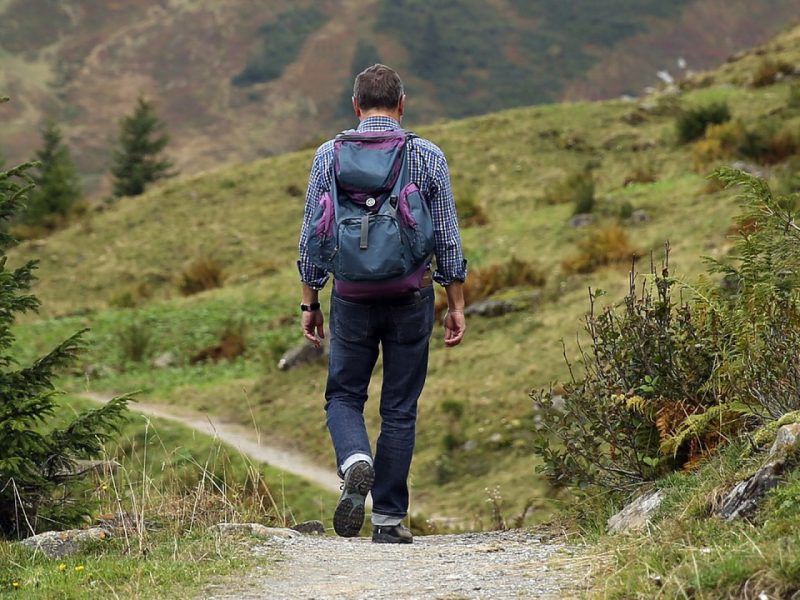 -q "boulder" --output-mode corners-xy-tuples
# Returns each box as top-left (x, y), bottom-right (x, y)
(152, 351), (177, 369)
(769, 423), (800, 458)
(277, 341), (327, 371)
(715, 424), (800, 520)
(19, 527), (112, 558)
(569, 213), (594, 228)
(214, 522), (300, 540)
(716, 460), (783, 520)
(290, 520), (326, 535)
(607, 489), (663, 533)
(464, 299), (519, 318)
